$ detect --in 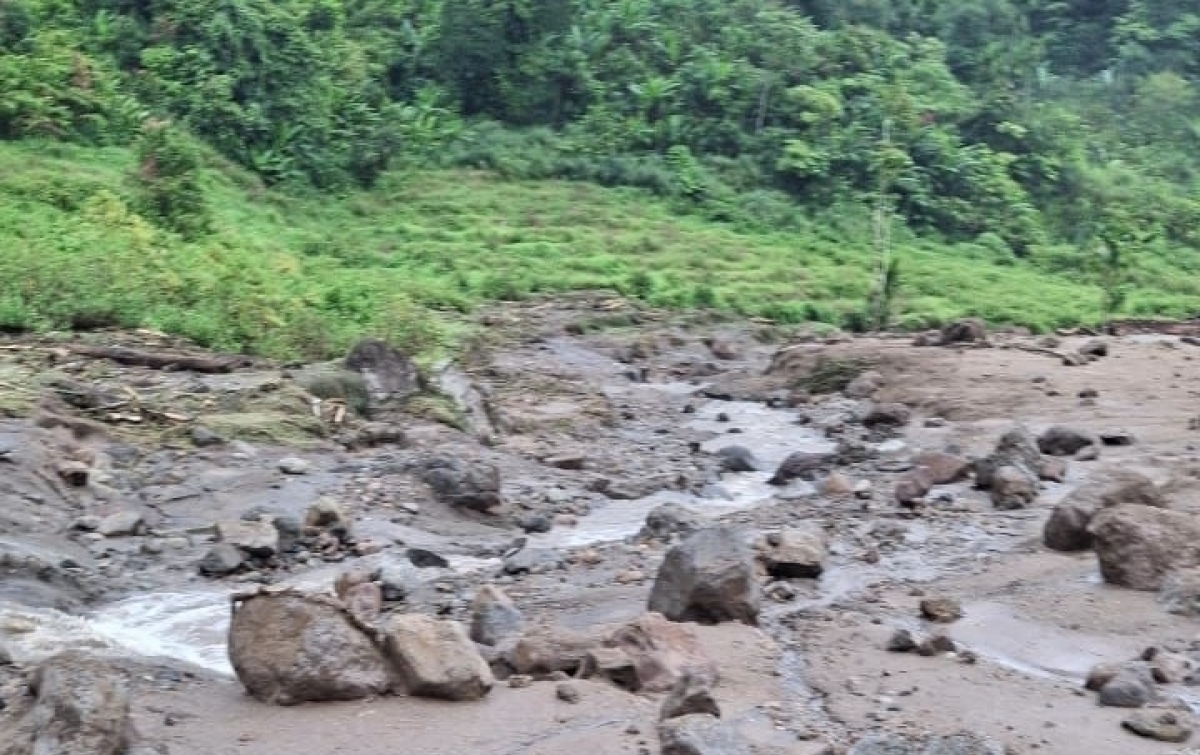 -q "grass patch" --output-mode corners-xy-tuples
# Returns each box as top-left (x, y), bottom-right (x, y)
(2, 138), (1198, 360)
